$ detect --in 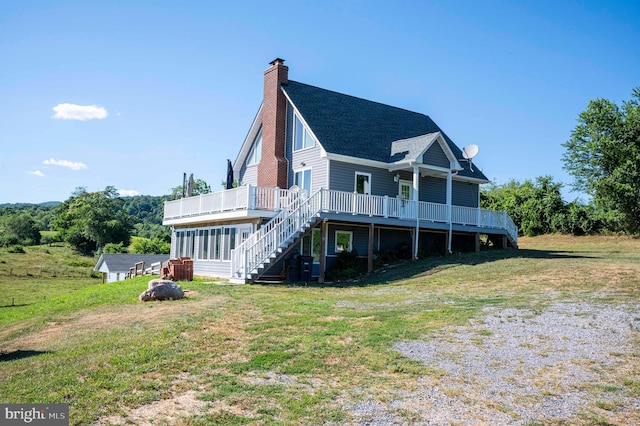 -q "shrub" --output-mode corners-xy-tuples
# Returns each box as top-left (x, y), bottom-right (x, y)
(7, 245), (25, 254)
(103, 242), (128, 254)
(326, 249), (363, 281)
